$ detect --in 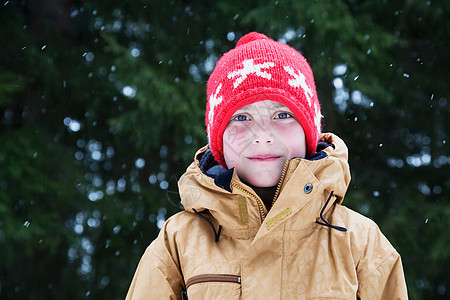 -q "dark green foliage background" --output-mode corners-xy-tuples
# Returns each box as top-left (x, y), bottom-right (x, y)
(0, 0), (448, 299)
